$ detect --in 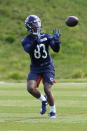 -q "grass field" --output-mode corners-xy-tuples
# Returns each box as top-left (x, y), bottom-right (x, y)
(0, 0), (87, 80)
(0, 82), (87, 131)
